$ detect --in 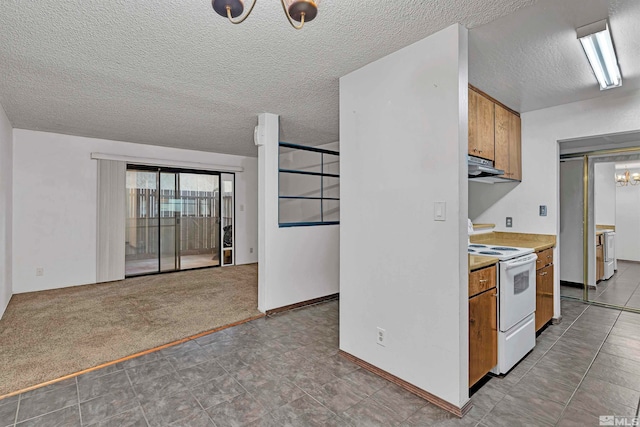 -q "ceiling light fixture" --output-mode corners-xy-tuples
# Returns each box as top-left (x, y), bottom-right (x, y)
(577, 19), (622, 90)
(615, 169), (640, 186)
(212, 0), (319, 30)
